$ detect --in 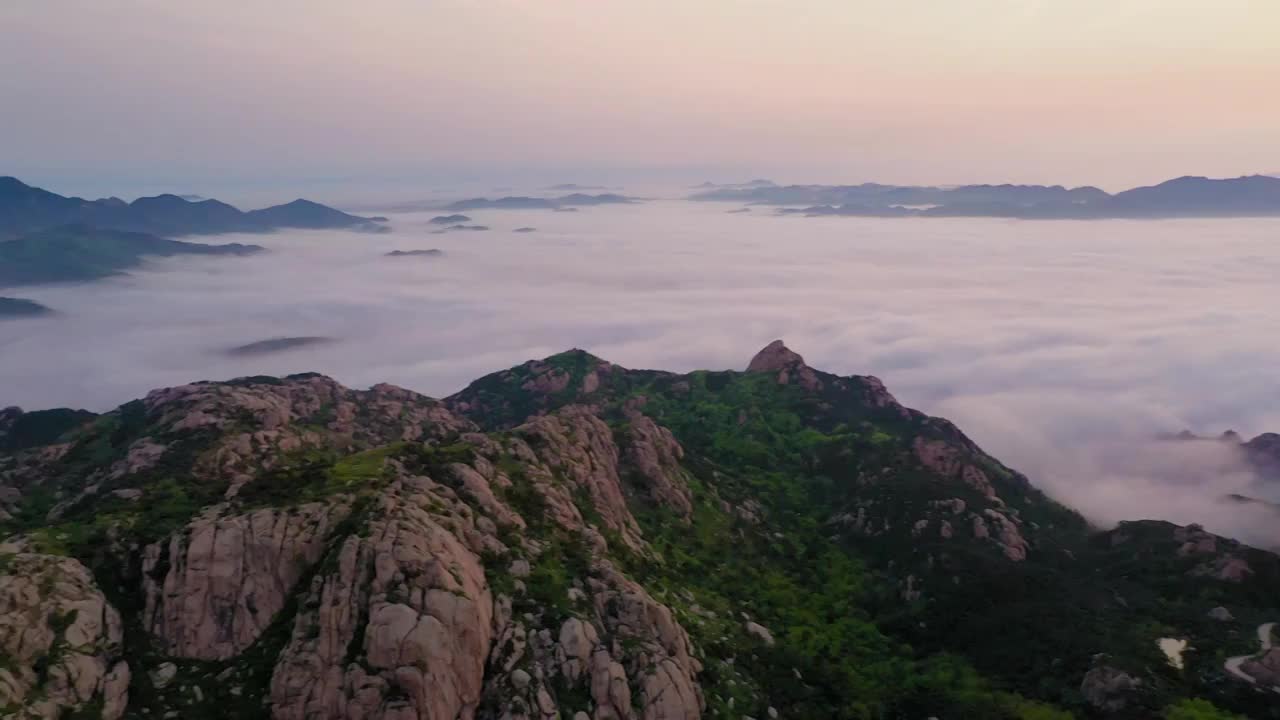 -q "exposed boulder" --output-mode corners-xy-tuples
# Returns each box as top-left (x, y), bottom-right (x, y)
(982, 509), (1029, 561)
(0, 553), (130, 720)
(746, 340), (805, 373)
(1079, 665), (1141, 713)
(1174, 525), (1255, 581)
(1242, 647), (1280, 686)
(745, 340), (821, 390)
(141, 374), (469, 496)
(148, 662), (177, 690)
(485, 556), (703, 720)
(269, 478), (495, 720)
(744, 621), (776, 646)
